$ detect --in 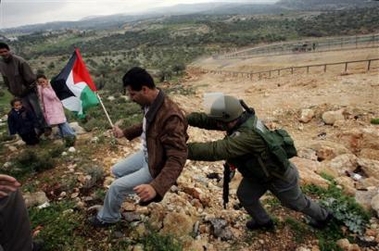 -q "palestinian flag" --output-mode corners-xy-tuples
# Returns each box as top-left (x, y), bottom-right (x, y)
(51, 48), (99, 118)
